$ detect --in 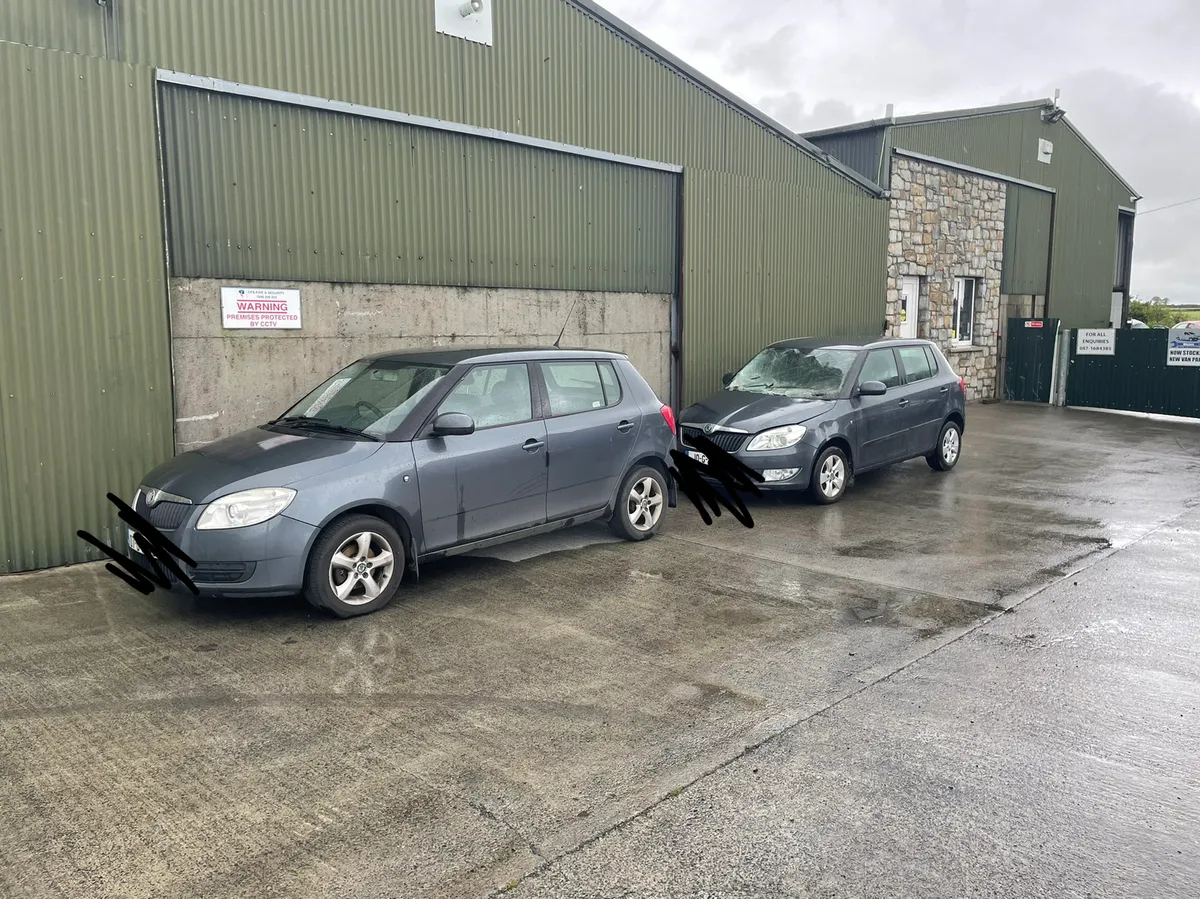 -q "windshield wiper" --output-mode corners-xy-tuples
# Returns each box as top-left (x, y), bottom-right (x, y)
(267, 416), (381, 441)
